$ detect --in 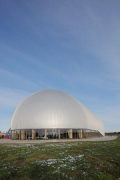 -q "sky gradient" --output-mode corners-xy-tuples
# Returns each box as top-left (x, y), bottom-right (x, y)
(0, 0), (120, 132)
